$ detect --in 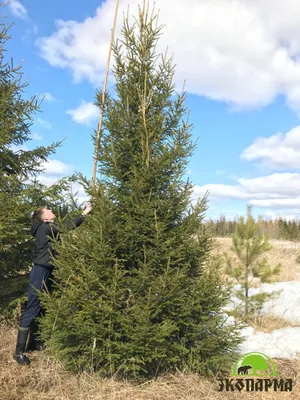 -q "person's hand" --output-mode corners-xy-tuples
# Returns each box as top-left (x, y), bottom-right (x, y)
(82, 203), (93, 215)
